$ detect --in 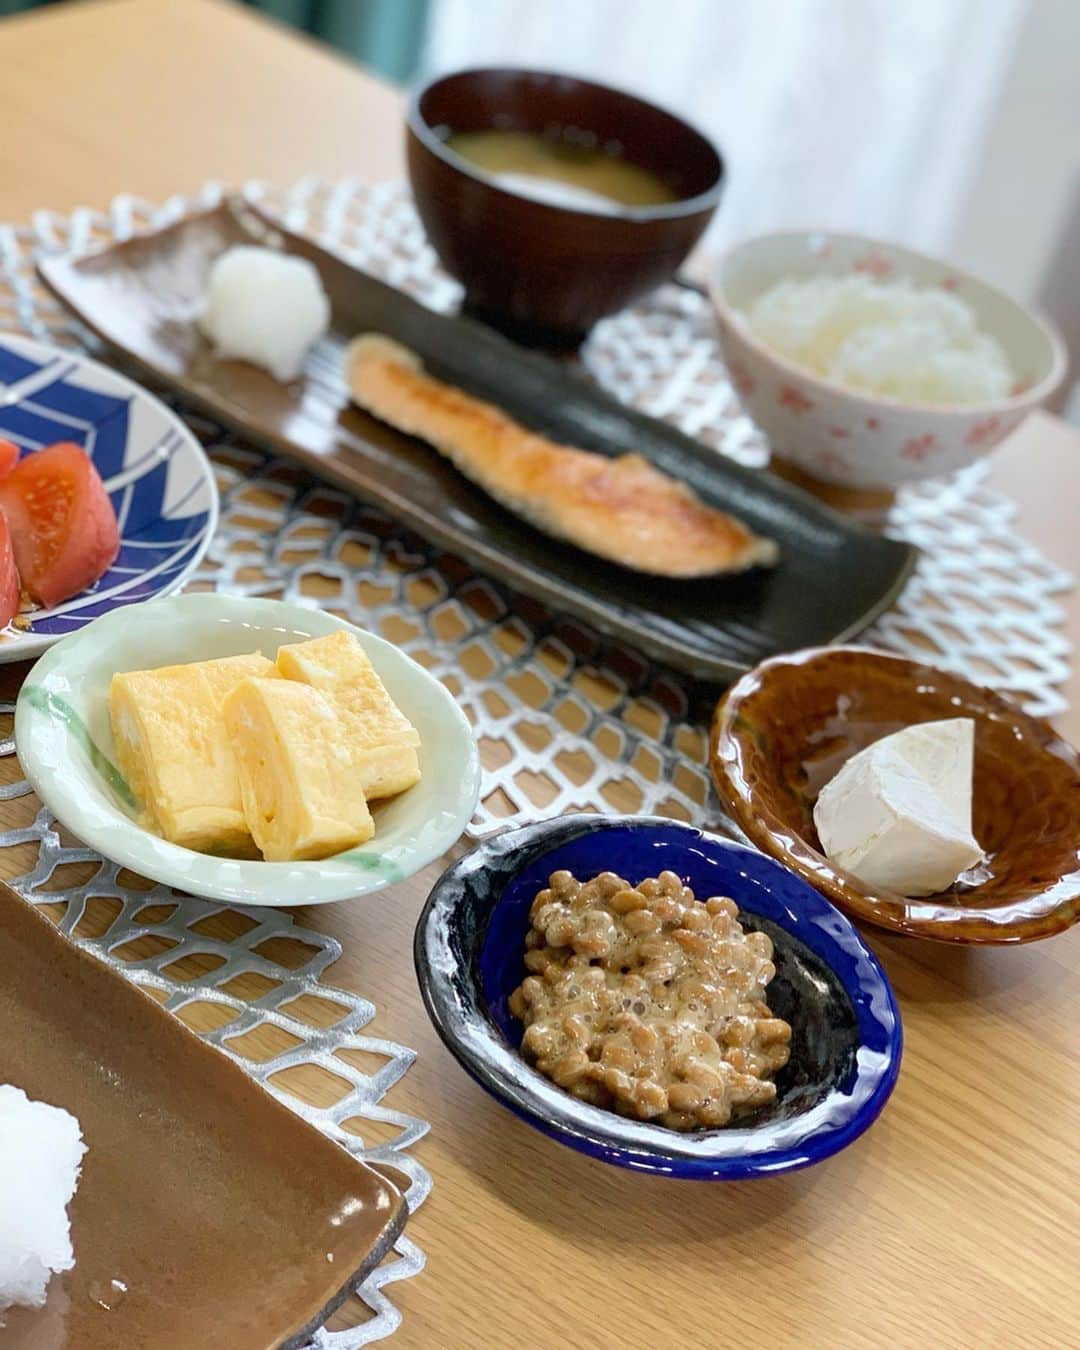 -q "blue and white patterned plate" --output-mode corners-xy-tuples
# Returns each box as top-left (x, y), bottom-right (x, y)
(0, 333), (217, 662)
